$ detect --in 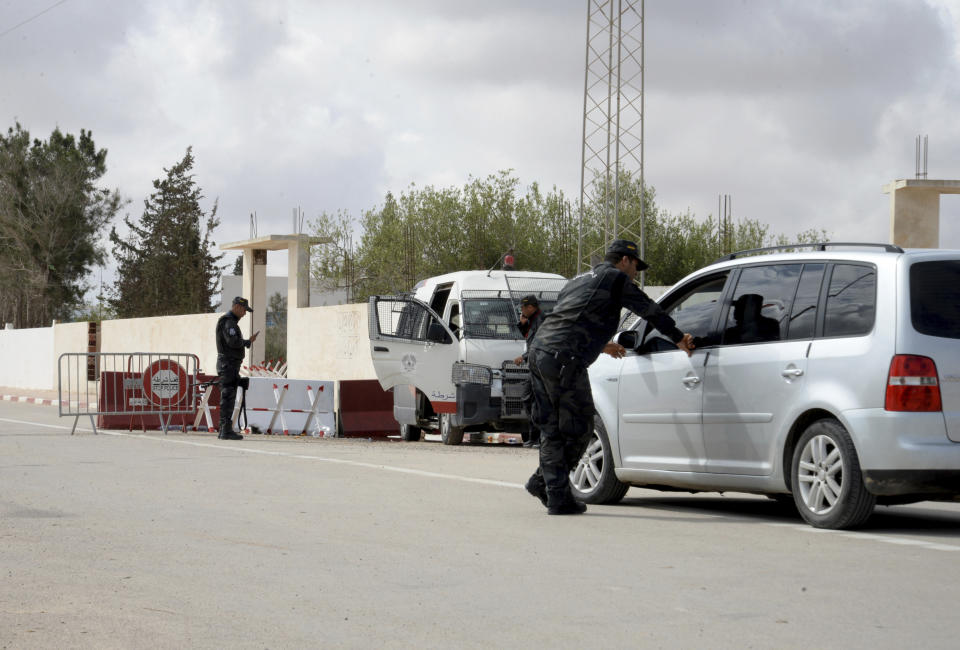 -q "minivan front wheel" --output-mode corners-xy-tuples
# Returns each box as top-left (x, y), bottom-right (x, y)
(399, 422), (421, 442)
(570, 419), (629, 504)
(790, 418), (875, 529)
(439, 413), (464, 445)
